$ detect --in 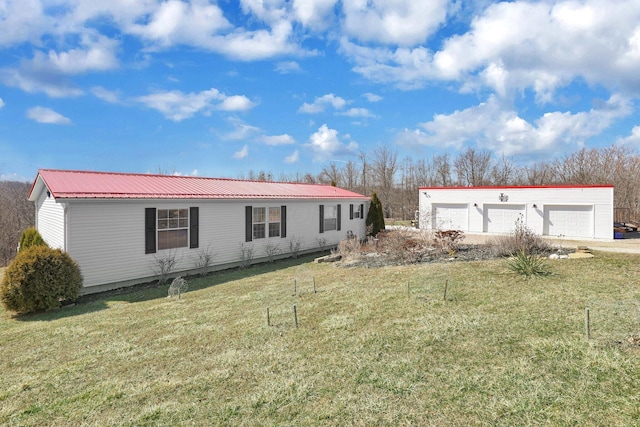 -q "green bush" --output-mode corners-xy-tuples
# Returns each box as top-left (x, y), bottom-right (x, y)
(0, 246), (83, 314)
(506, 250), (551, 278)
(18, 227), (48, 252)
